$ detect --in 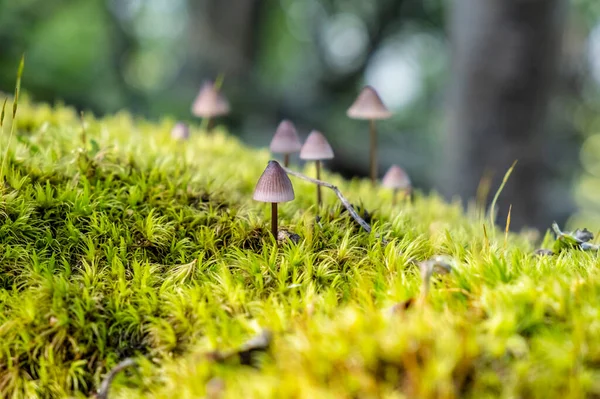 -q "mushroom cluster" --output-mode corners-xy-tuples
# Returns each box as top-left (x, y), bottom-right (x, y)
(187, 79), (413, 239)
